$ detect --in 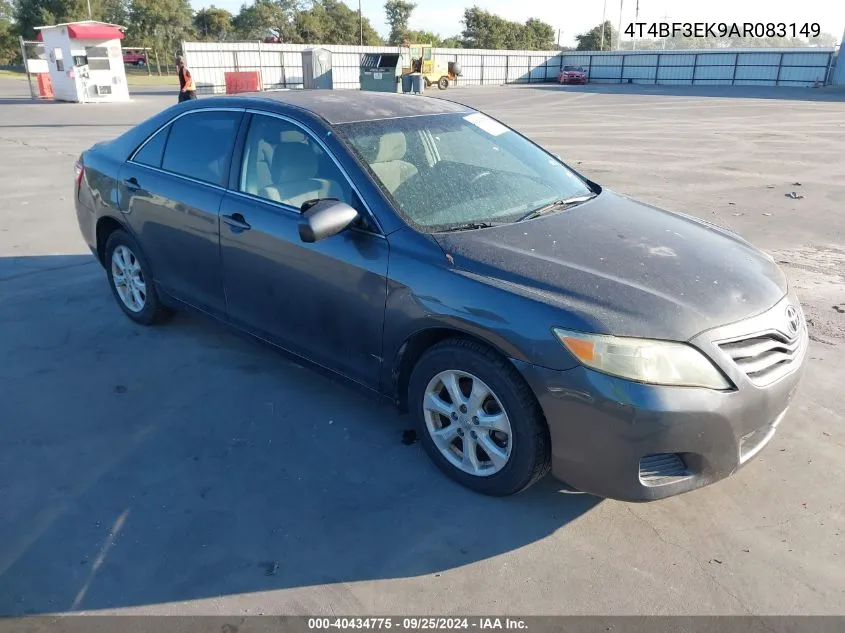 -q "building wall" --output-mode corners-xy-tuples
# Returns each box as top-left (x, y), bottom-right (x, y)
(39, 30), (130, 102)
(183, 41), (837, 94)
(71, 37), (130, 102)
(41, 28), (78, 101)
